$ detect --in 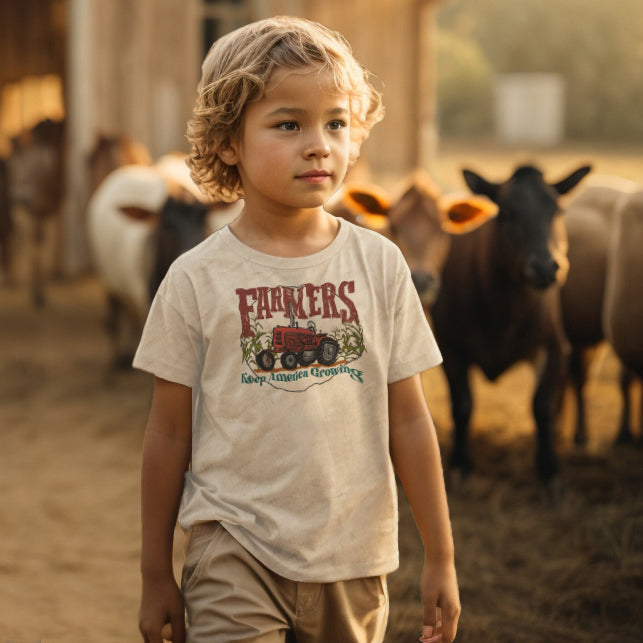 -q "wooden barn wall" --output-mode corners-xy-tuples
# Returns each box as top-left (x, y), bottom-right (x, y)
(0, 0), (67, 86)
(65, 0), (202, 271)
(307, 0), (422, 179)
(258, 0), (439, 179)
(73, 0), (200, 159)
(67, 0), (437, 179)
